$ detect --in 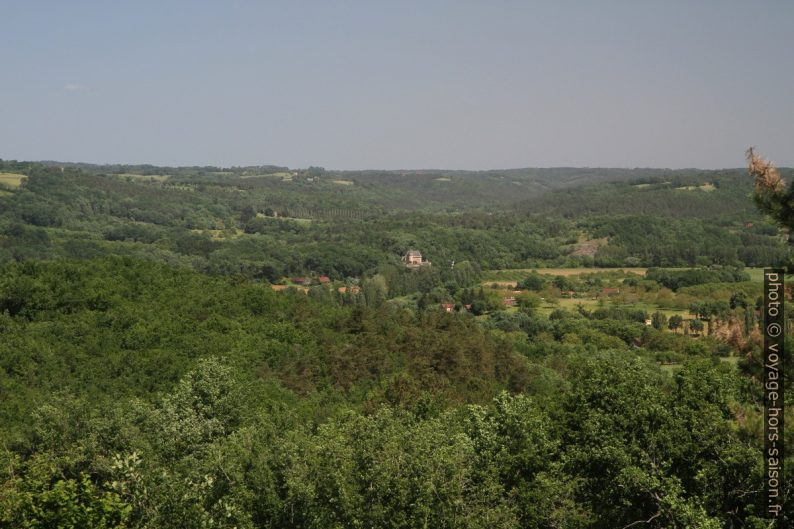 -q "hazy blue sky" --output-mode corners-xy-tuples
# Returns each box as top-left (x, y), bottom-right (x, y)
(2, 1), (792, 169)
